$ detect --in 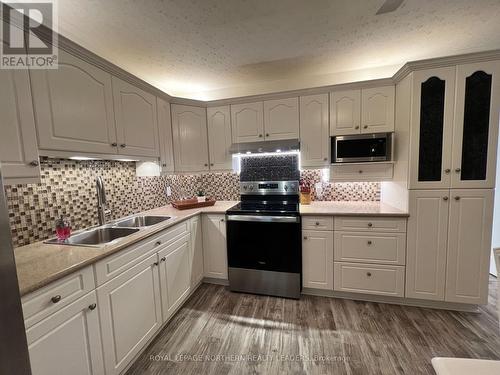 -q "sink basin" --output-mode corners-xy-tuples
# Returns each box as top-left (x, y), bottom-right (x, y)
(114, 215), (171, 228)
(46, 227), (139, 247)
